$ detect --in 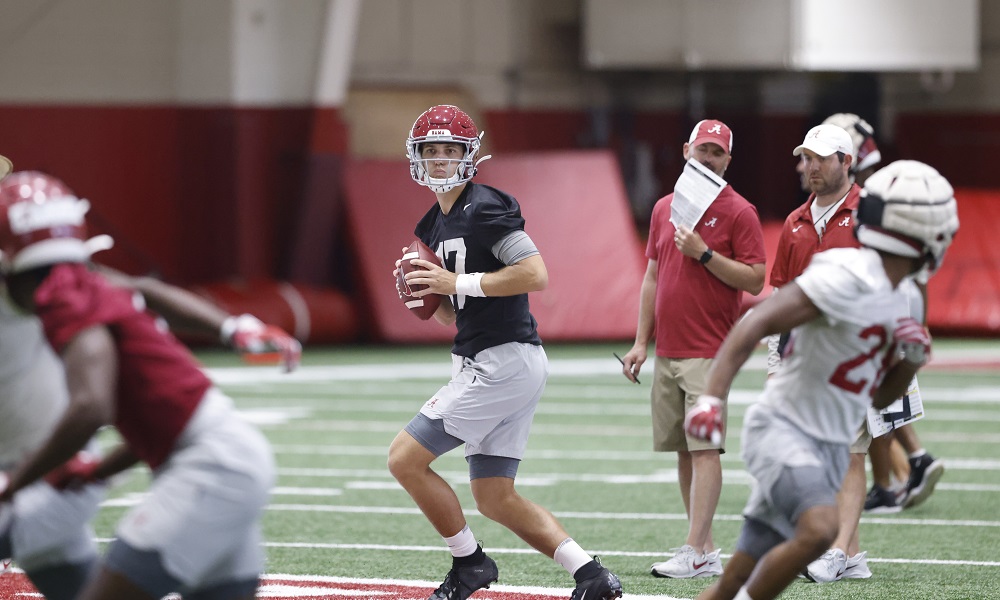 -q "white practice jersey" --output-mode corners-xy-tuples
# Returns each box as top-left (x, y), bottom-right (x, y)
(760, 247), (923, 445)
(0, 293), (67, 466)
